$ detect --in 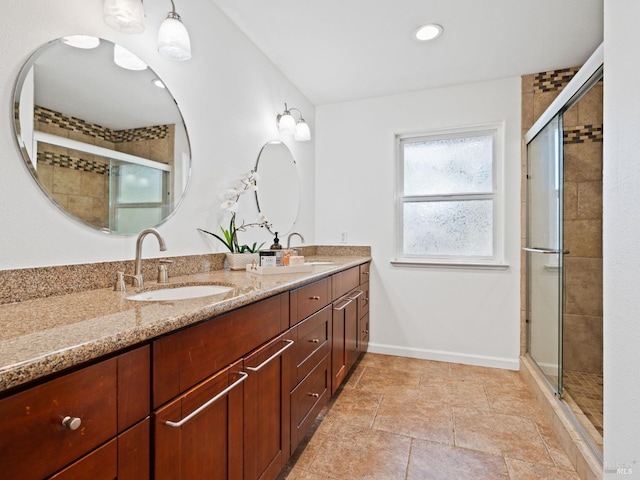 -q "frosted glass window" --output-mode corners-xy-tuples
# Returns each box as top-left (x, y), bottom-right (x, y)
(403, 200), (493, 256)
(396, 126), (502, 265)
(404, 136), (493, 196)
